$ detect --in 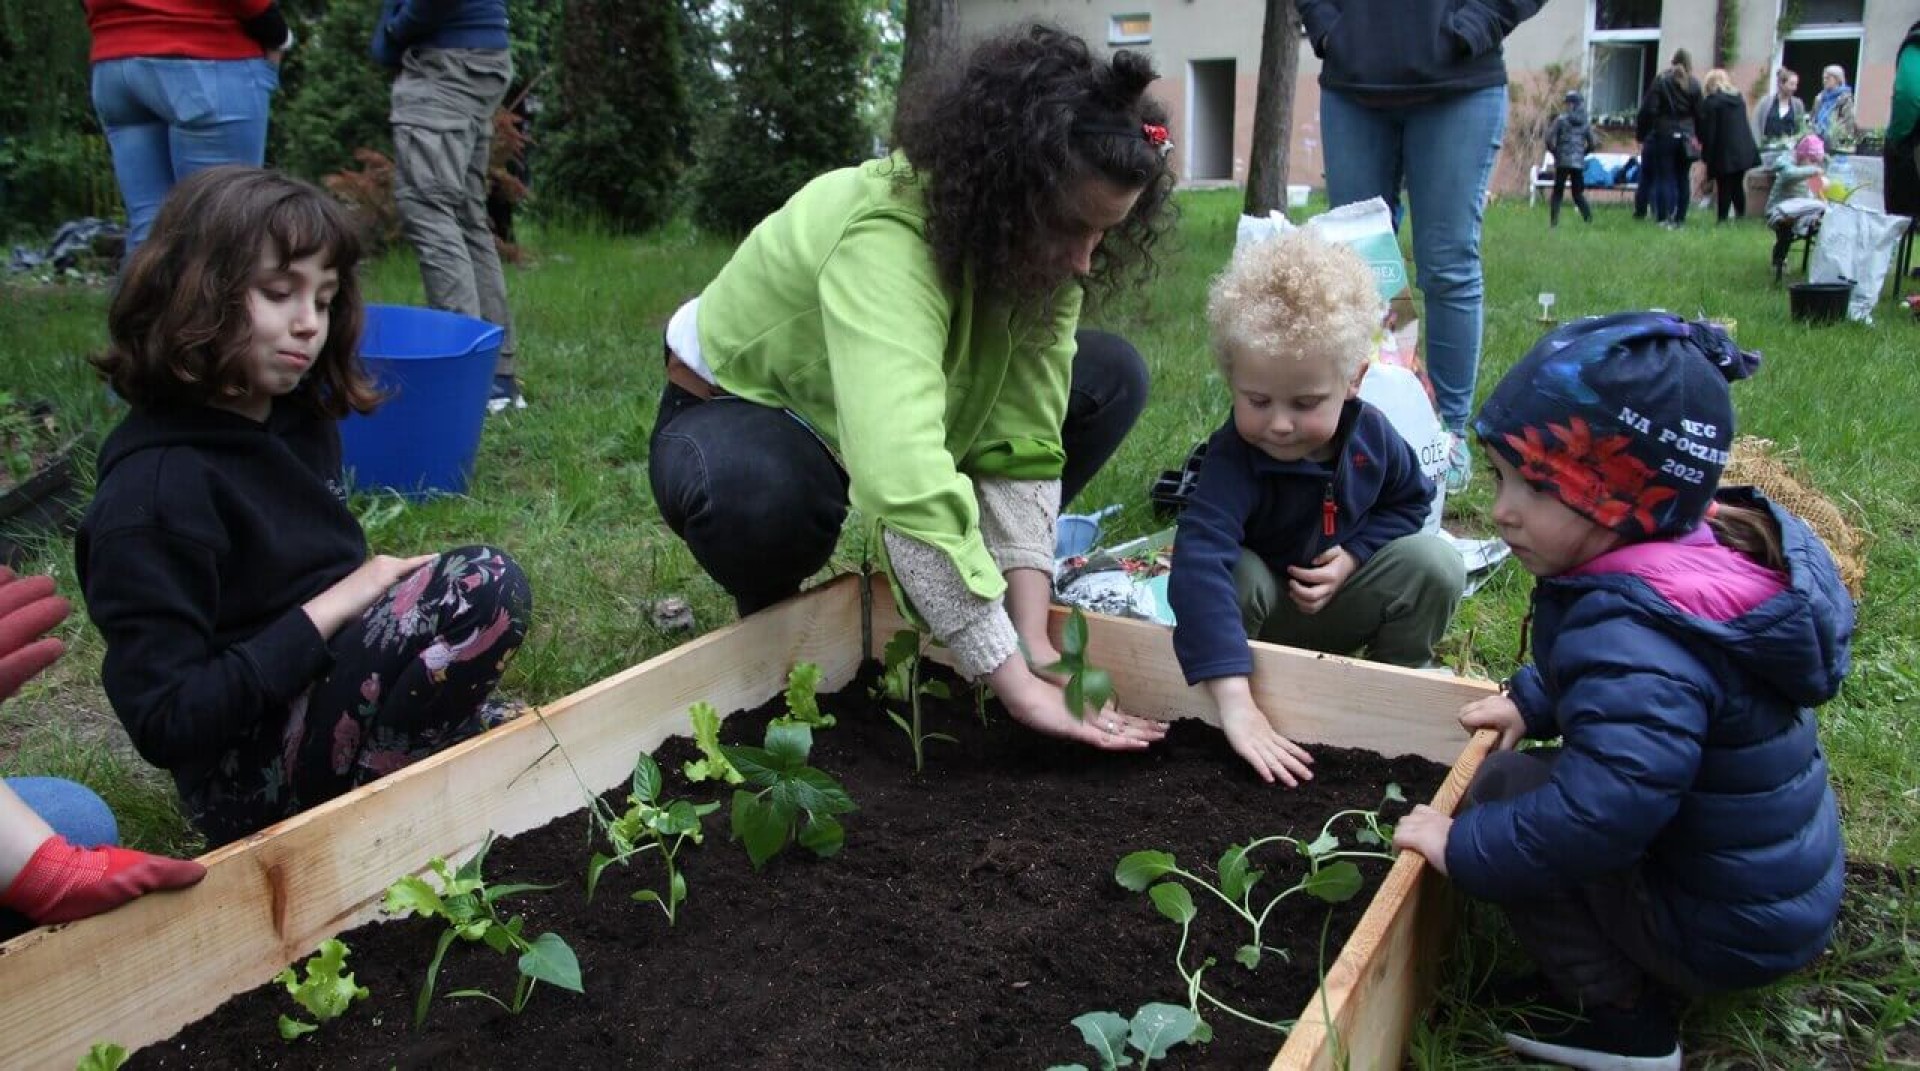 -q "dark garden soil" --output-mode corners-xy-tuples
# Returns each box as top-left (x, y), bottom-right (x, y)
(133, 663), (1448, 1070)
